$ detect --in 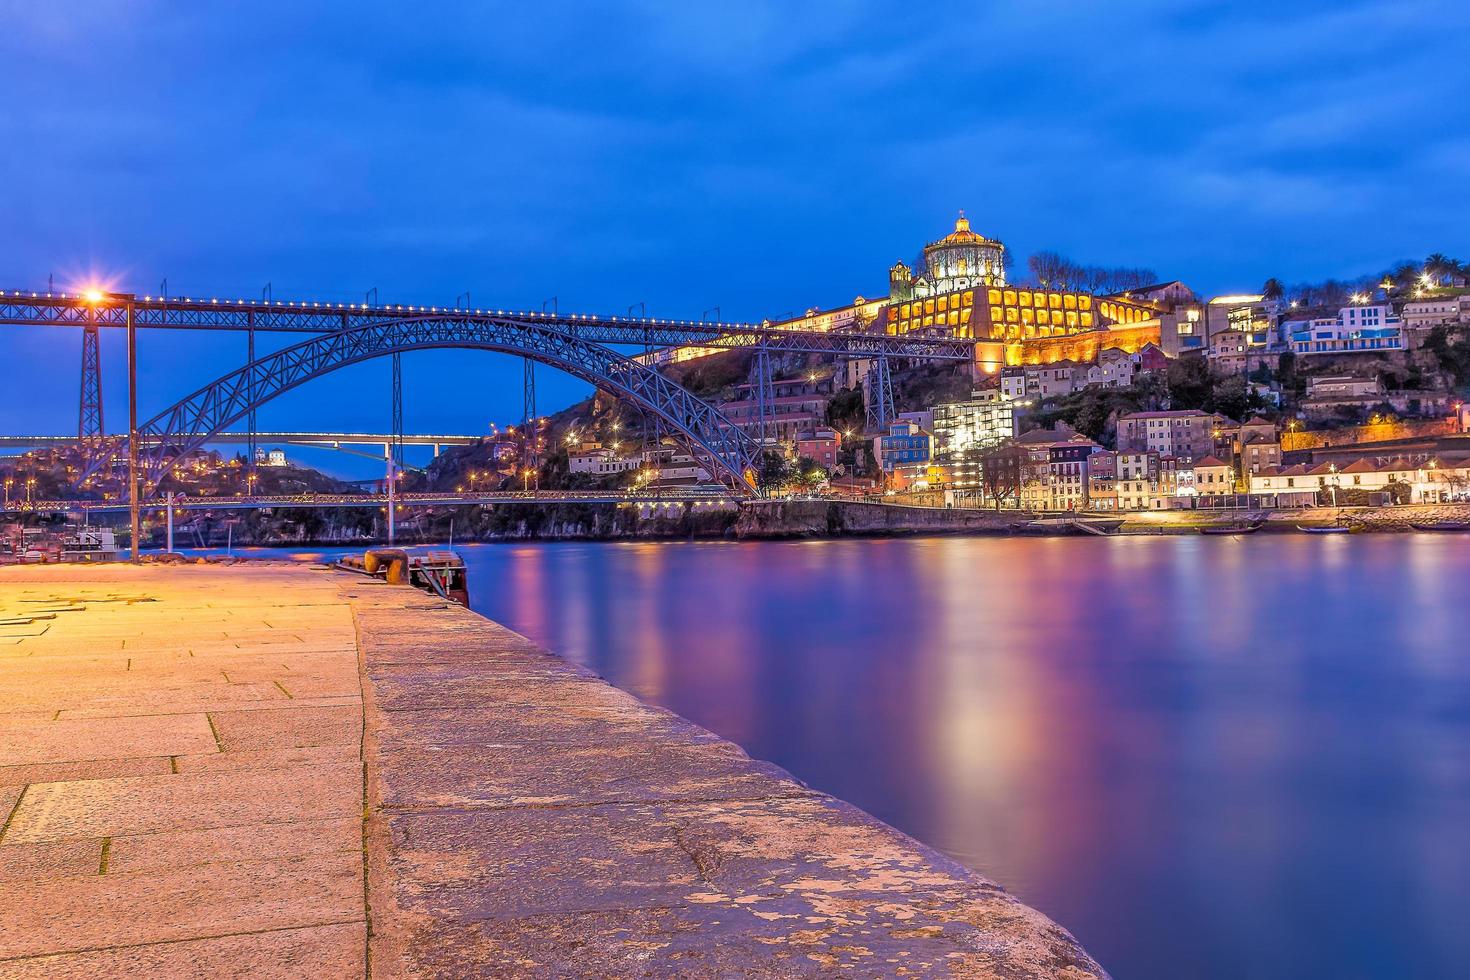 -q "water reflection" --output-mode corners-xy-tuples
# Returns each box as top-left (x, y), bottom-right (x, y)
(452, 536), (1470, 980)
